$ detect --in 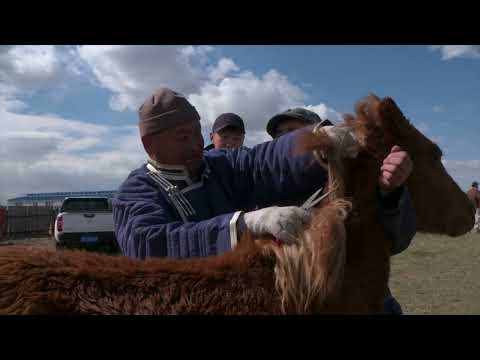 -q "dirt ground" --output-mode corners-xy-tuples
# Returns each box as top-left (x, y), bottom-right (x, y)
(0, 235), (55, 249)
(0, 233), (120, 254)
